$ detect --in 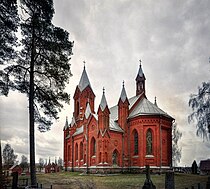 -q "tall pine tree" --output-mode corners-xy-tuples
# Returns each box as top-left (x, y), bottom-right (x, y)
(1, 0), (73, 185)
(0, 0), (19, 65)
(0, 0), (19, 95)
(0, 140), (2, 186)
